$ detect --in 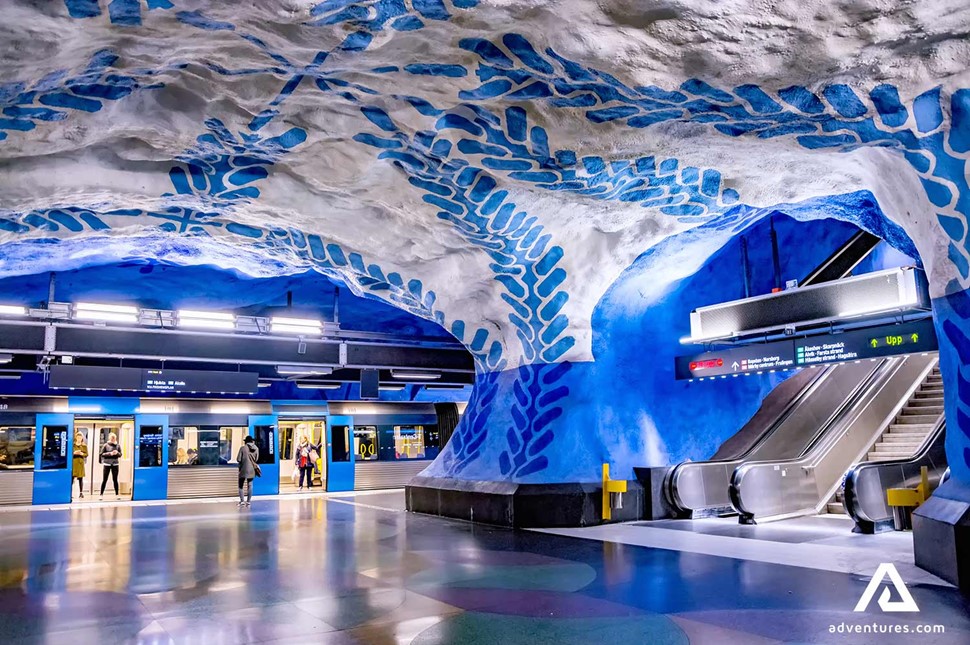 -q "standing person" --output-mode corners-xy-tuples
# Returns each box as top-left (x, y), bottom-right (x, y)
(72, 431), (88, 500)
(295, 435), (320, 491)
(237, 436), (259, 507)
(99, 432), (122, 498)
